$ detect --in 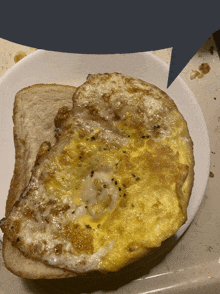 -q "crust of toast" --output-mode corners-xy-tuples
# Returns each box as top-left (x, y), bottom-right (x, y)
(3, 84), (78, 279)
